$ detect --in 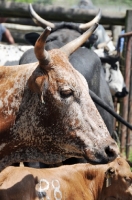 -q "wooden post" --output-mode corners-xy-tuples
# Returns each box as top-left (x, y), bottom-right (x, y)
(112, 25), (122, 46)
(127, 64), (132, 158)
(120, 10), (132, 157)
(125, 10), (132, 159)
